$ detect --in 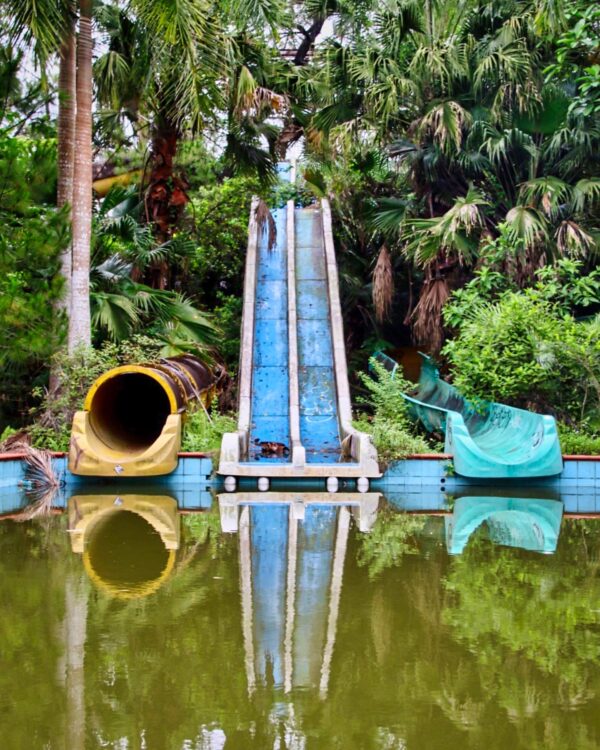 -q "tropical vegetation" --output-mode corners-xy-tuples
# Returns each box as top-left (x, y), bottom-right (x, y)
(0, 0), (598, 451)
